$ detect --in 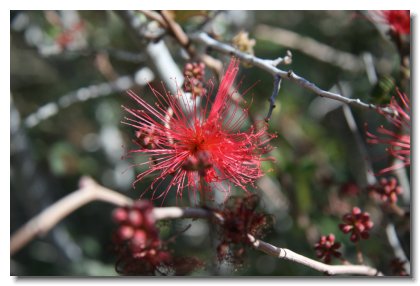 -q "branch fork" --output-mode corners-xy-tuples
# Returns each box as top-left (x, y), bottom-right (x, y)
(11, 177), (383, 276)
